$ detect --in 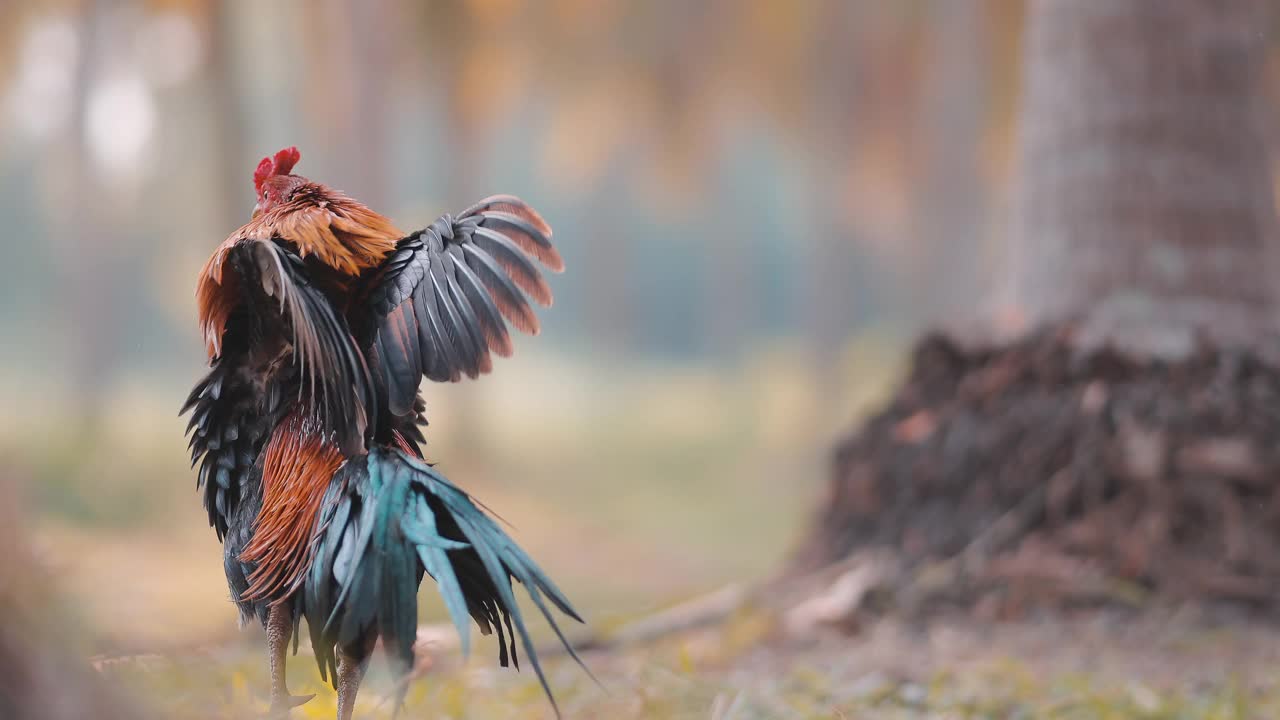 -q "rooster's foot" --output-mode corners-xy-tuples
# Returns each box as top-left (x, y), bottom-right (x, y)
(267, 691), (315, 717)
